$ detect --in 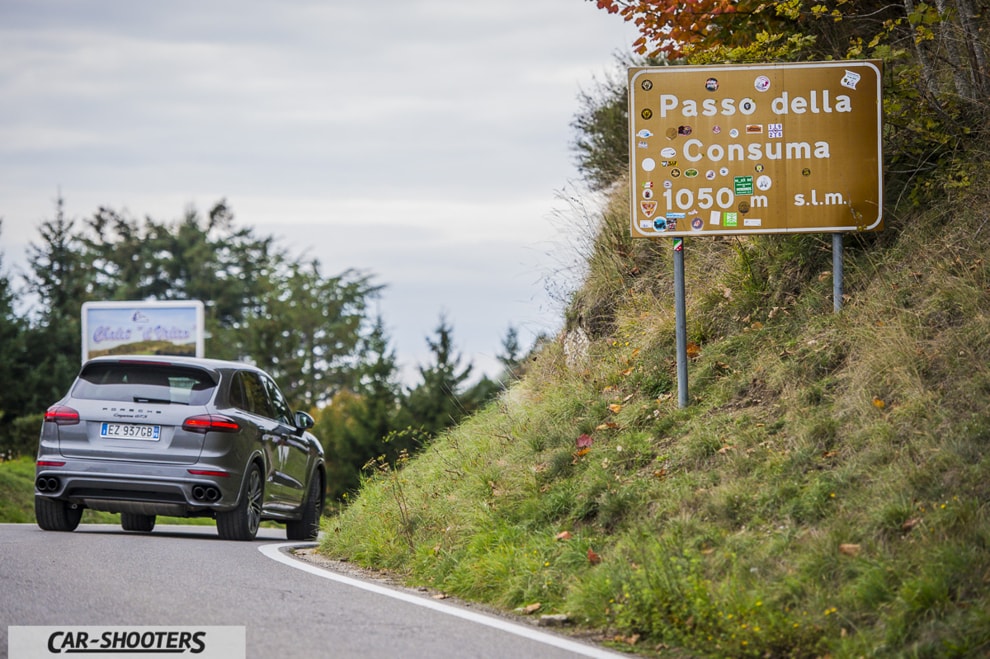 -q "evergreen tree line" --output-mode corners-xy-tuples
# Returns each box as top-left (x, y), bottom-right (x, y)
(0, 198), (535, 500)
